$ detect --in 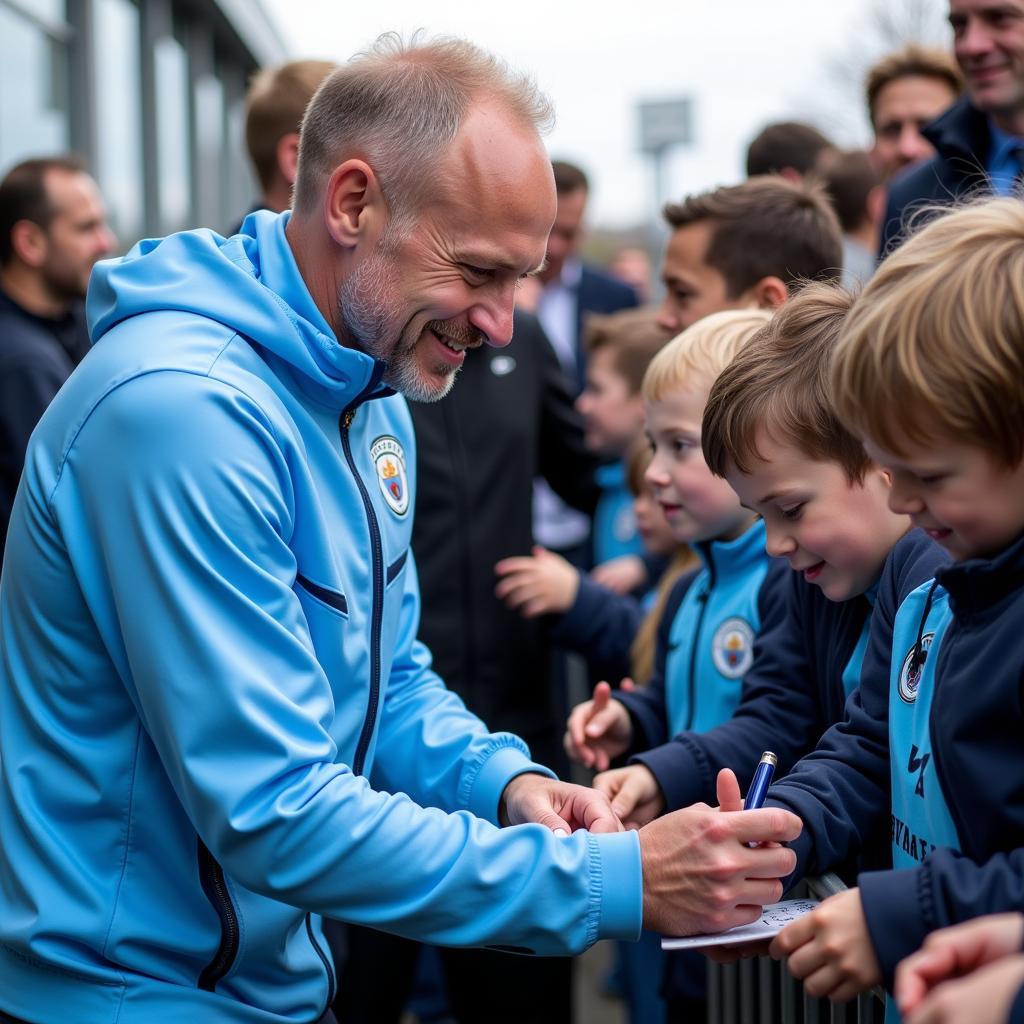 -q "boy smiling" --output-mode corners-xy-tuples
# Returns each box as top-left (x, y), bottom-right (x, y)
(764, 199), (1024, 1010)
(593, 284), (945, 826)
